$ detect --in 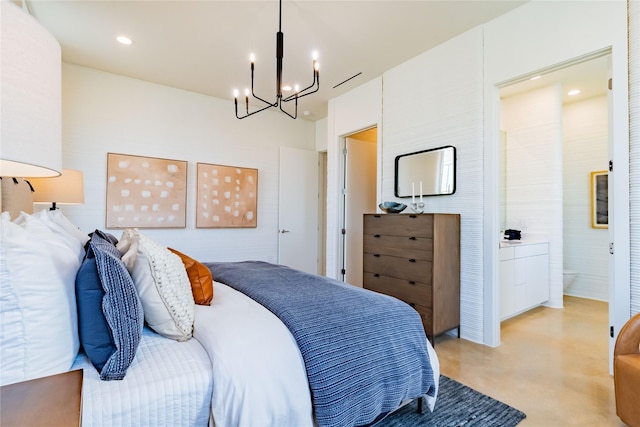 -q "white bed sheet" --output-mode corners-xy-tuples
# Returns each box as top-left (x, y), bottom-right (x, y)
(72, 327), (213, 427)
(193, 282), (314, 427)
